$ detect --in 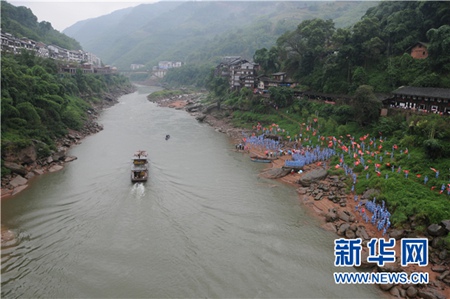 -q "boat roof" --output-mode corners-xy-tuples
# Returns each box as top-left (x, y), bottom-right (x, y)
(133, 150), (148, 157)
